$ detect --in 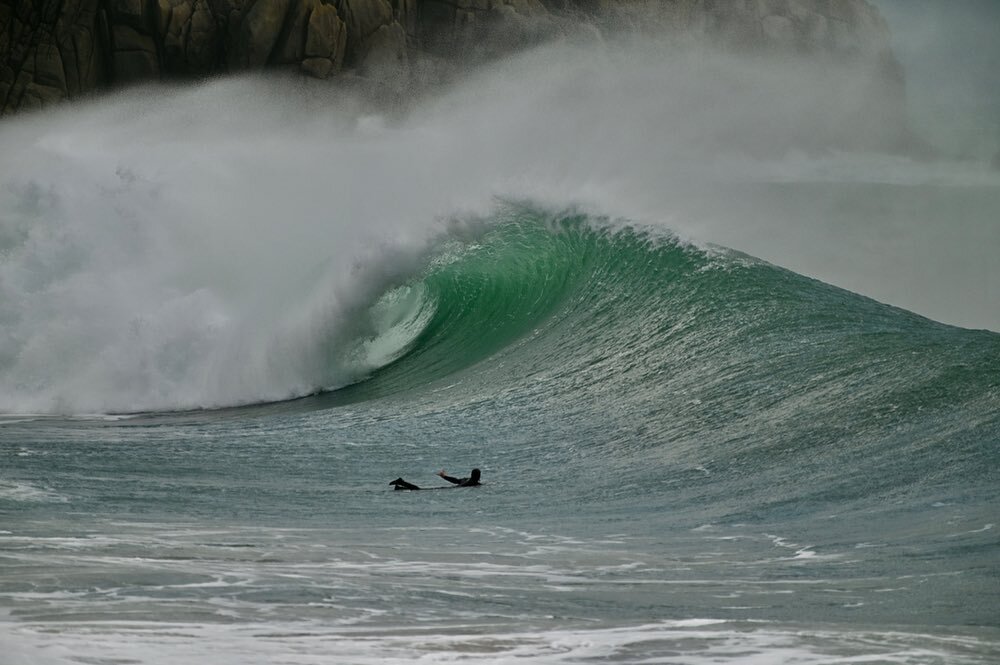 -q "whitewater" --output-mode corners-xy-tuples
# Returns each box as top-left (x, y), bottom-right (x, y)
(2, 37), (999, 664)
